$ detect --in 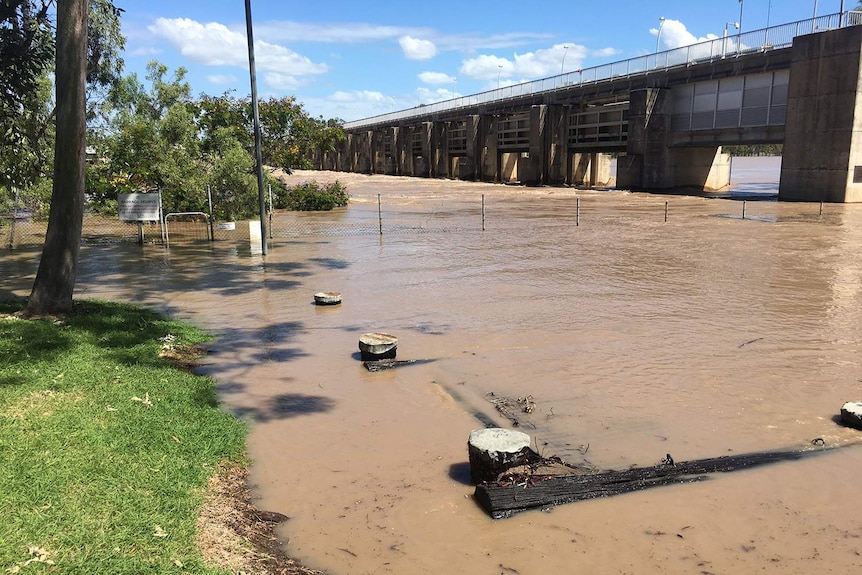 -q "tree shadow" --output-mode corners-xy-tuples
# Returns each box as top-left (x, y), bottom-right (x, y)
(309, 257), (350, 270)
(231, 393), (336, 422)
